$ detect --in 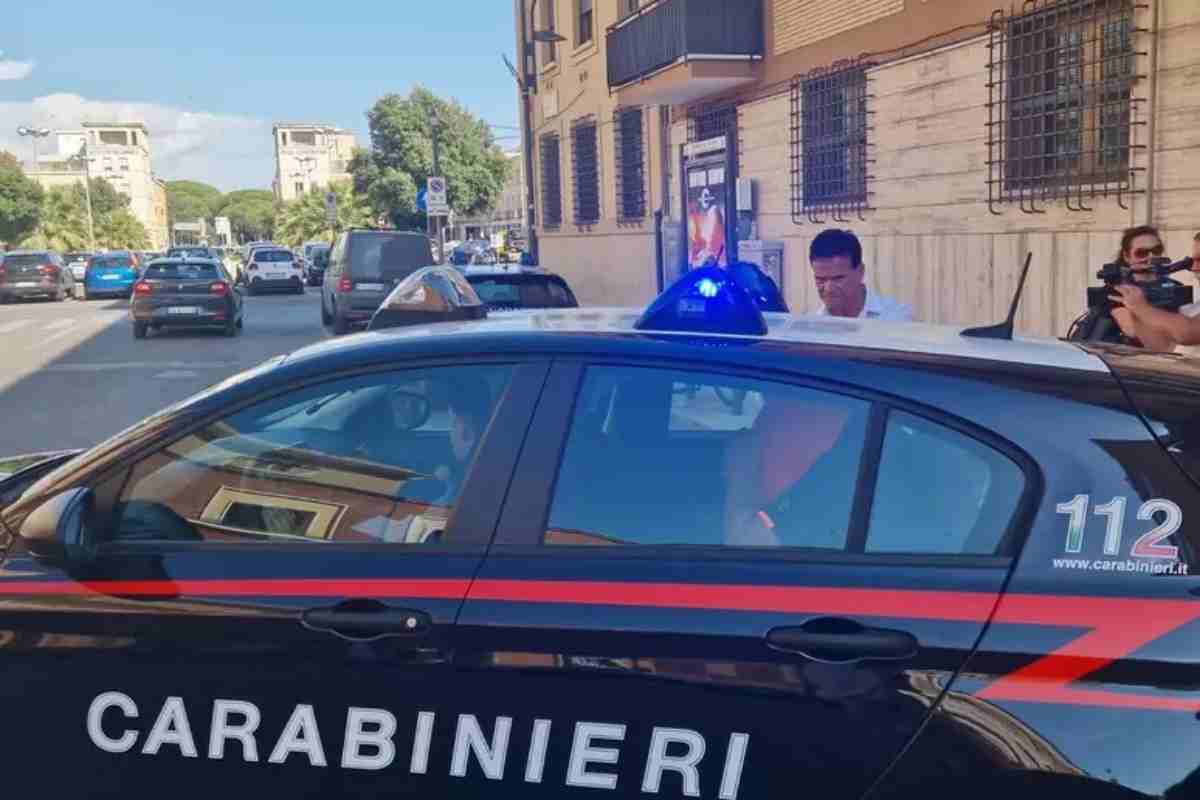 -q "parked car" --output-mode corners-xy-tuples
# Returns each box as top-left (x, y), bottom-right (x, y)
(462, 265), (579, 311)
(83, 251), (141, 299)
(243, 246), (304, 295)
(130, 258), (243, 339)
(321, 229), (435, 335)
(306, 244), (331, 286)
(0, 250), (73, 303)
